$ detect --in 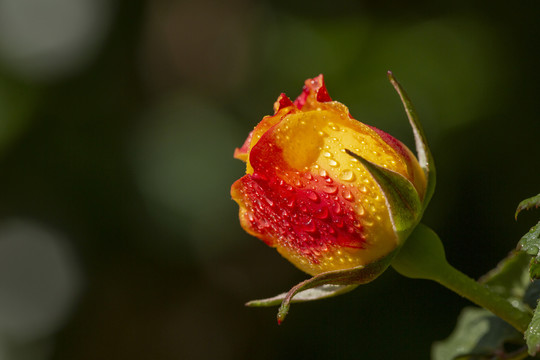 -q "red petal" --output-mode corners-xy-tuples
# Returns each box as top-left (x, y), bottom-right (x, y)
(293, 74), (332, 110)
(273, 93), (295, 113)
(233, 130), (254, 161)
